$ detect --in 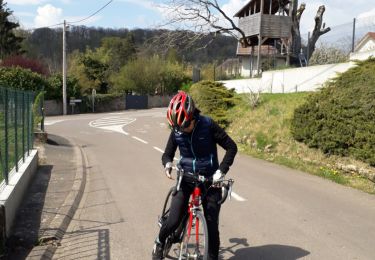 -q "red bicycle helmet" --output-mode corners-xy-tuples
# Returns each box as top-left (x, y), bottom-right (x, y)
(167, 91), (195, 130)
